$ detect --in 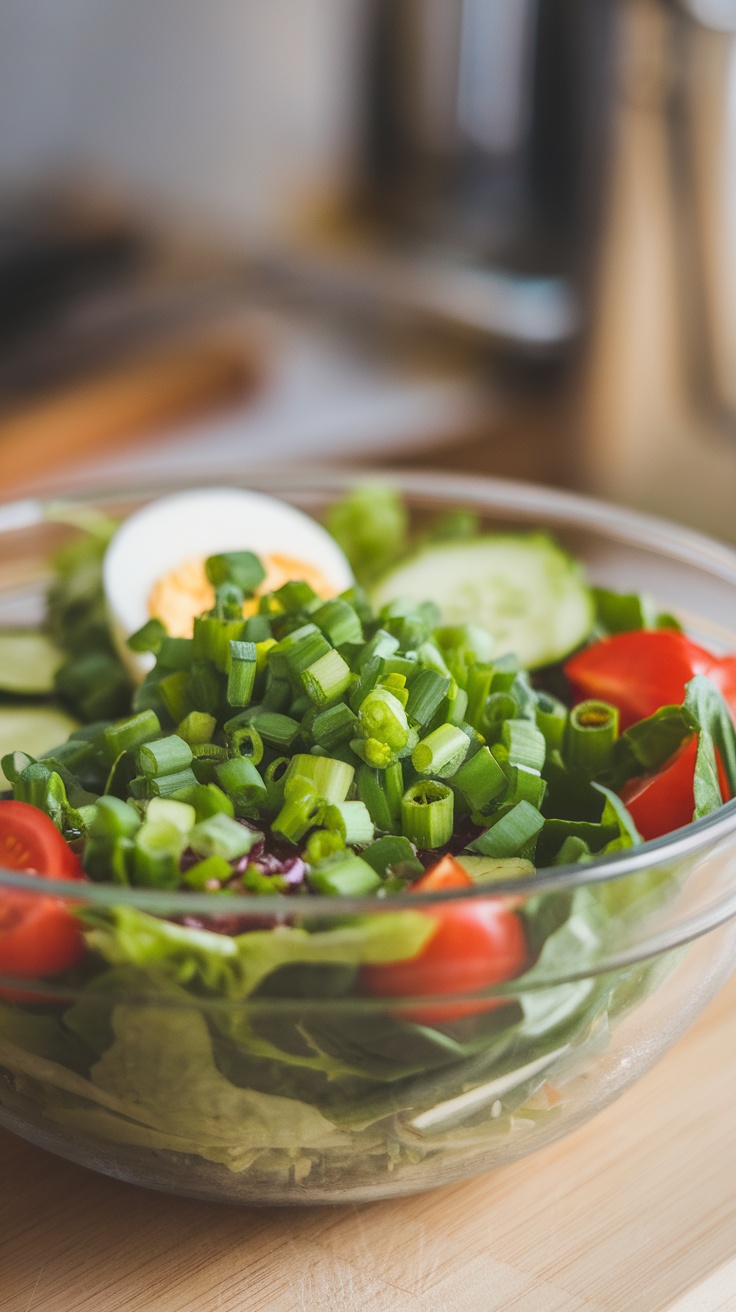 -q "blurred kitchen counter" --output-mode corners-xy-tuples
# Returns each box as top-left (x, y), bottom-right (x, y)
(2, 969), (736, 1312)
